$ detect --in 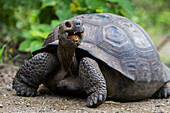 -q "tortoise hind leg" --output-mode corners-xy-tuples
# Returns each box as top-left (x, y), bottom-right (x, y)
(152, 83), (170, 98)
(12, 52), (59, 97)
(79, 57), (107, 107)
